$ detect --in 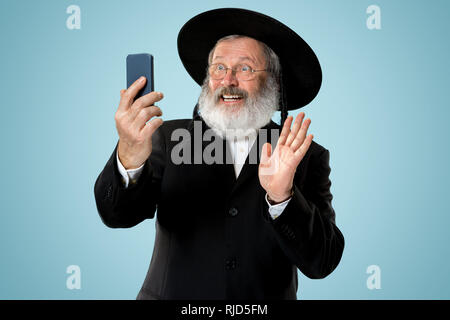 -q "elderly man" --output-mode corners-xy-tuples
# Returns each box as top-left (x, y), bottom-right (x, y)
(94, 8), (344, 300)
